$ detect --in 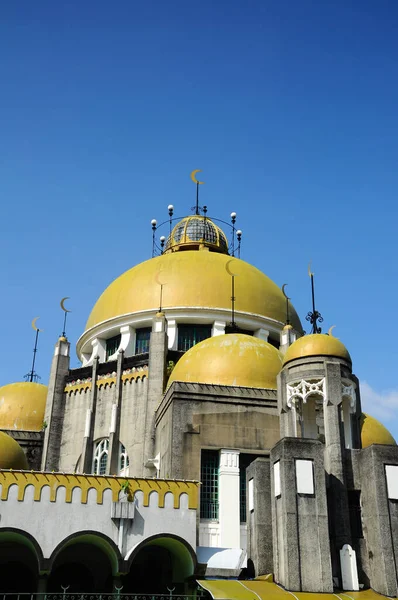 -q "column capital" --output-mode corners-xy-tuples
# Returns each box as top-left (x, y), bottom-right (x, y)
(219, 448), (240, 472)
